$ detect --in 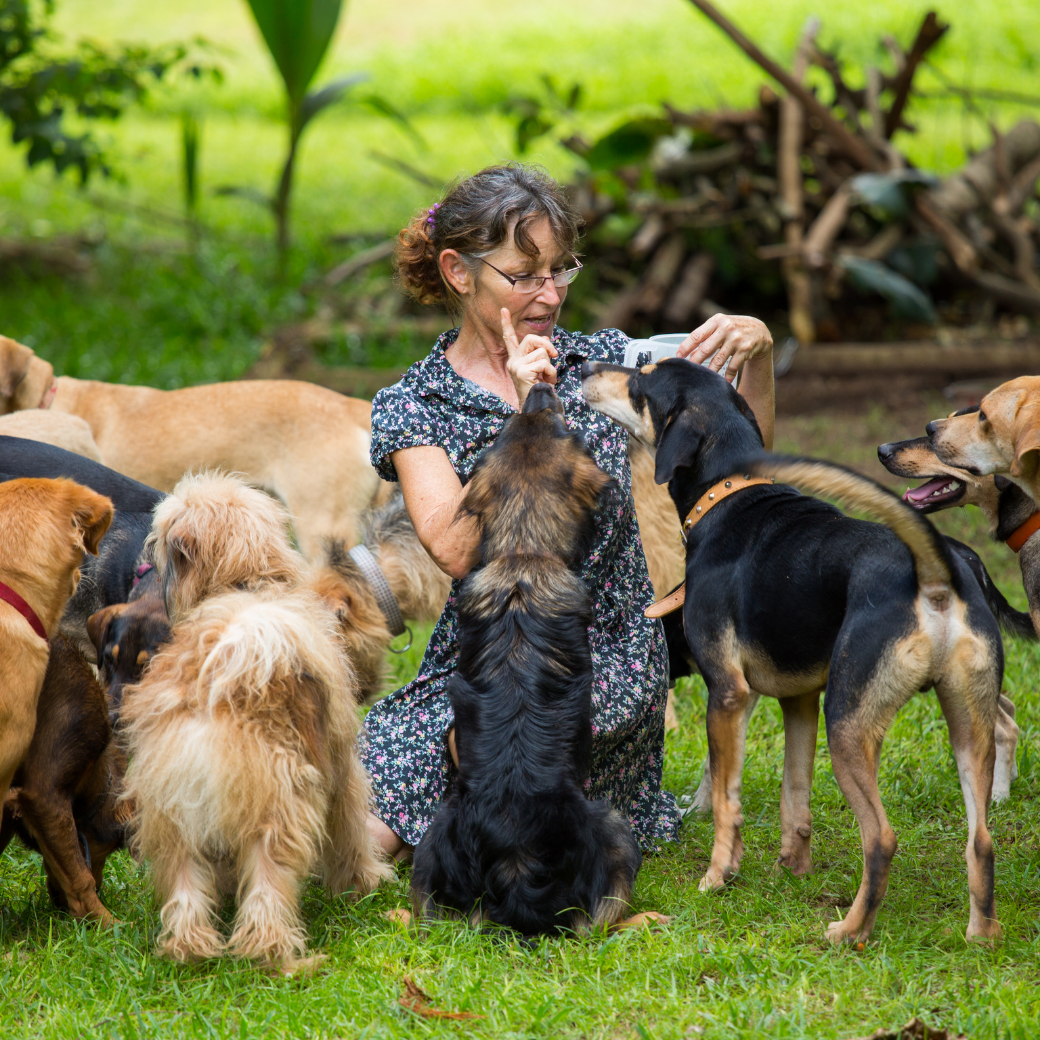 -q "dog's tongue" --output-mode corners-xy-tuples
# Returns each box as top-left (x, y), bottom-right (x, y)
(903, 478), (955, 505)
